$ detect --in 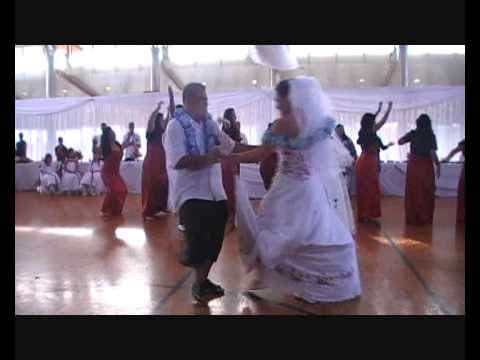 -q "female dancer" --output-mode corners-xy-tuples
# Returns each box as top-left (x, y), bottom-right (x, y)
(442, 139), (465, 224)
(259, 122), (279, 191)
(227, 77), (361, 303)
(100, 127), (128, 216)
(355, 102), (395, 223)
(398, 114), (441, 225)
(141, 101), (170, 220)
(221, 108), (242, 222)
